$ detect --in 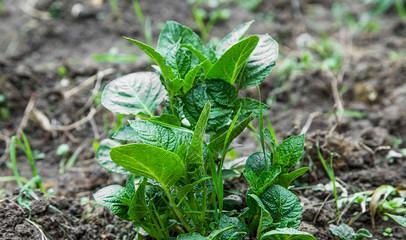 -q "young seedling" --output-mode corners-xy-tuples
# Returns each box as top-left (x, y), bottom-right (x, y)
(6, 132), (46, 208)
(189, 0), (230, 42)
(317, 144), (340, 214)
(133, 0), (153, 45)
(329, 223), (372, 240)
(94, 20), (314, 239)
